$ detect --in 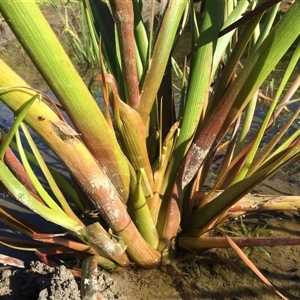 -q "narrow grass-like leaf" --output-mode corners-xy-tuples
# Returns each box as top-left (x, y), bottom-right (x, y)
(0, 92), (39, 160)
(184, 140), (300, 232)
(211, 0), (249, 77)
(15, 126), (68, 215)
(20, 122), (83, 223)
(209, 13), (263, 113)
(164, 0), (224, 193)
(0, 135), (38, 195)
(138, 0), (188, 123)
(253, 2), (281, 52)
(224, 234), (288, 299)
(181, 1), (300, 189)
(89, 0), (119, 76)
(132, 0), (149, 70)
(0, 160), (85, 234)
(5, 136), (83, 211)
(234, 41), (300, 182)
(179, 235), (300, 249)
(0, 206), (45, 238)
